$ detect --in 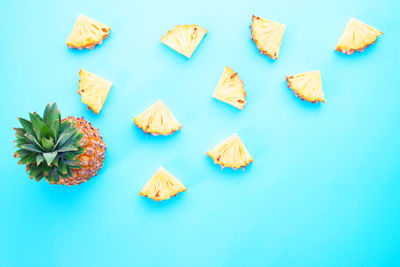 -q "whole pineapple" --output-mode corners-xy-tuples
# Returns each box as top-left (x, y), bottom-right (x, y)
(14, 103), (106, 185)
